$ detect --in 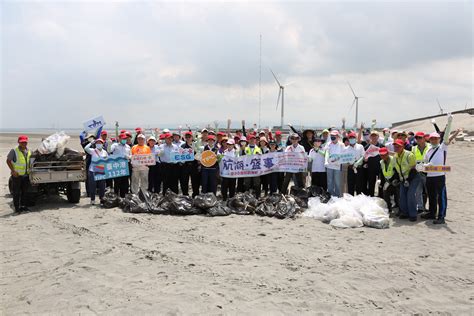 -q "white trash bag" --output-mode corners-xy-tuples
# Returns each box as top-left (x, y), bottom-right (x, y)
(38, 131), (71, 157)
